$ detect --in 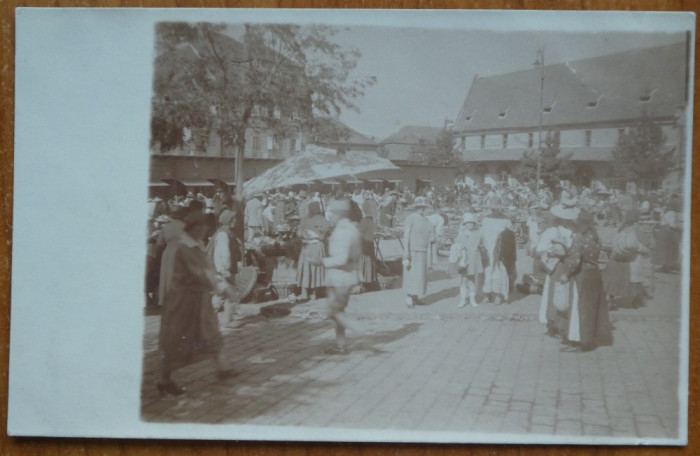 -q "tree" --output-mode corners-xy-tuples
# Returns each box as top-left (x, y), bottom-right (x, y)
(428, 128), (461, 166)
(514, 130), (574, 191)
(150, 22), (375, 199)
(409, 128), (461, 166)
(610, 111), (673, 186)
